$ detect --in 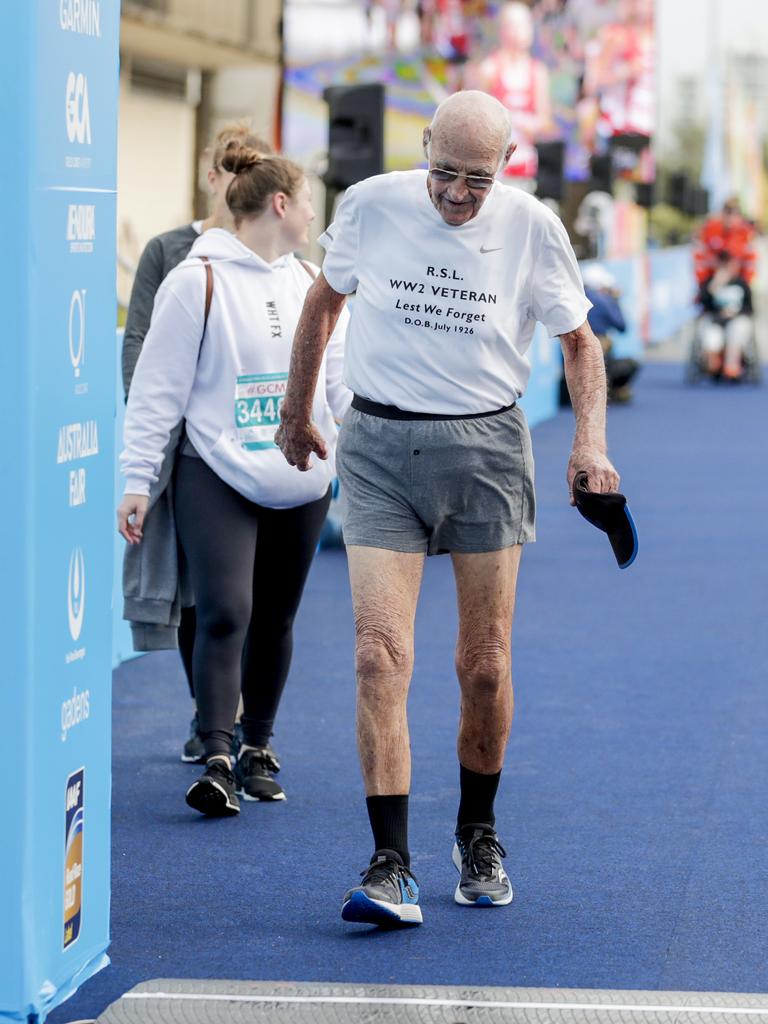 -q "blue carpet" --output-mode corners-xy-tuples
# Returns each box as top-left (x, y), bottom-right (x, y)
(51, 364), (768, 1022)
